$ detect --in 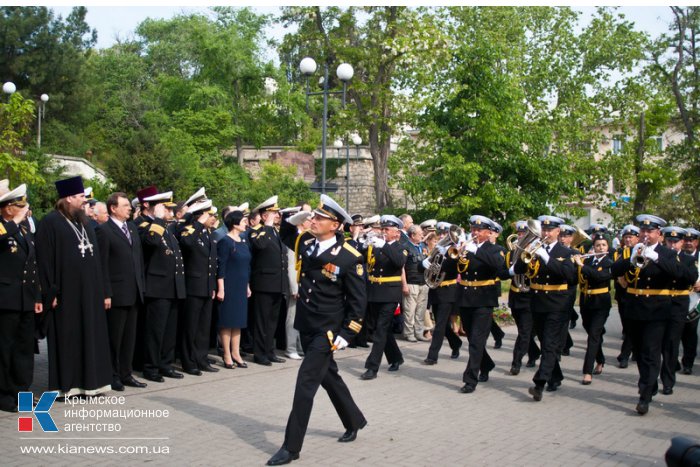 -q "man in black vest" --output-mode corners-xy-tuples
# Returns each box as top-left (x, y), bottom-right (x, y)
(457, 215), (506, 393)
(0, 184), (41, 412)
(611, 214), (683, 415)
(249, 195), (289, 366)
(177, 199), (219, 375)
(361, 215), (407, 380)
(96, 192), (147, 391)
(515, 215), (578, 401)
(138, 188), (186, 382)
